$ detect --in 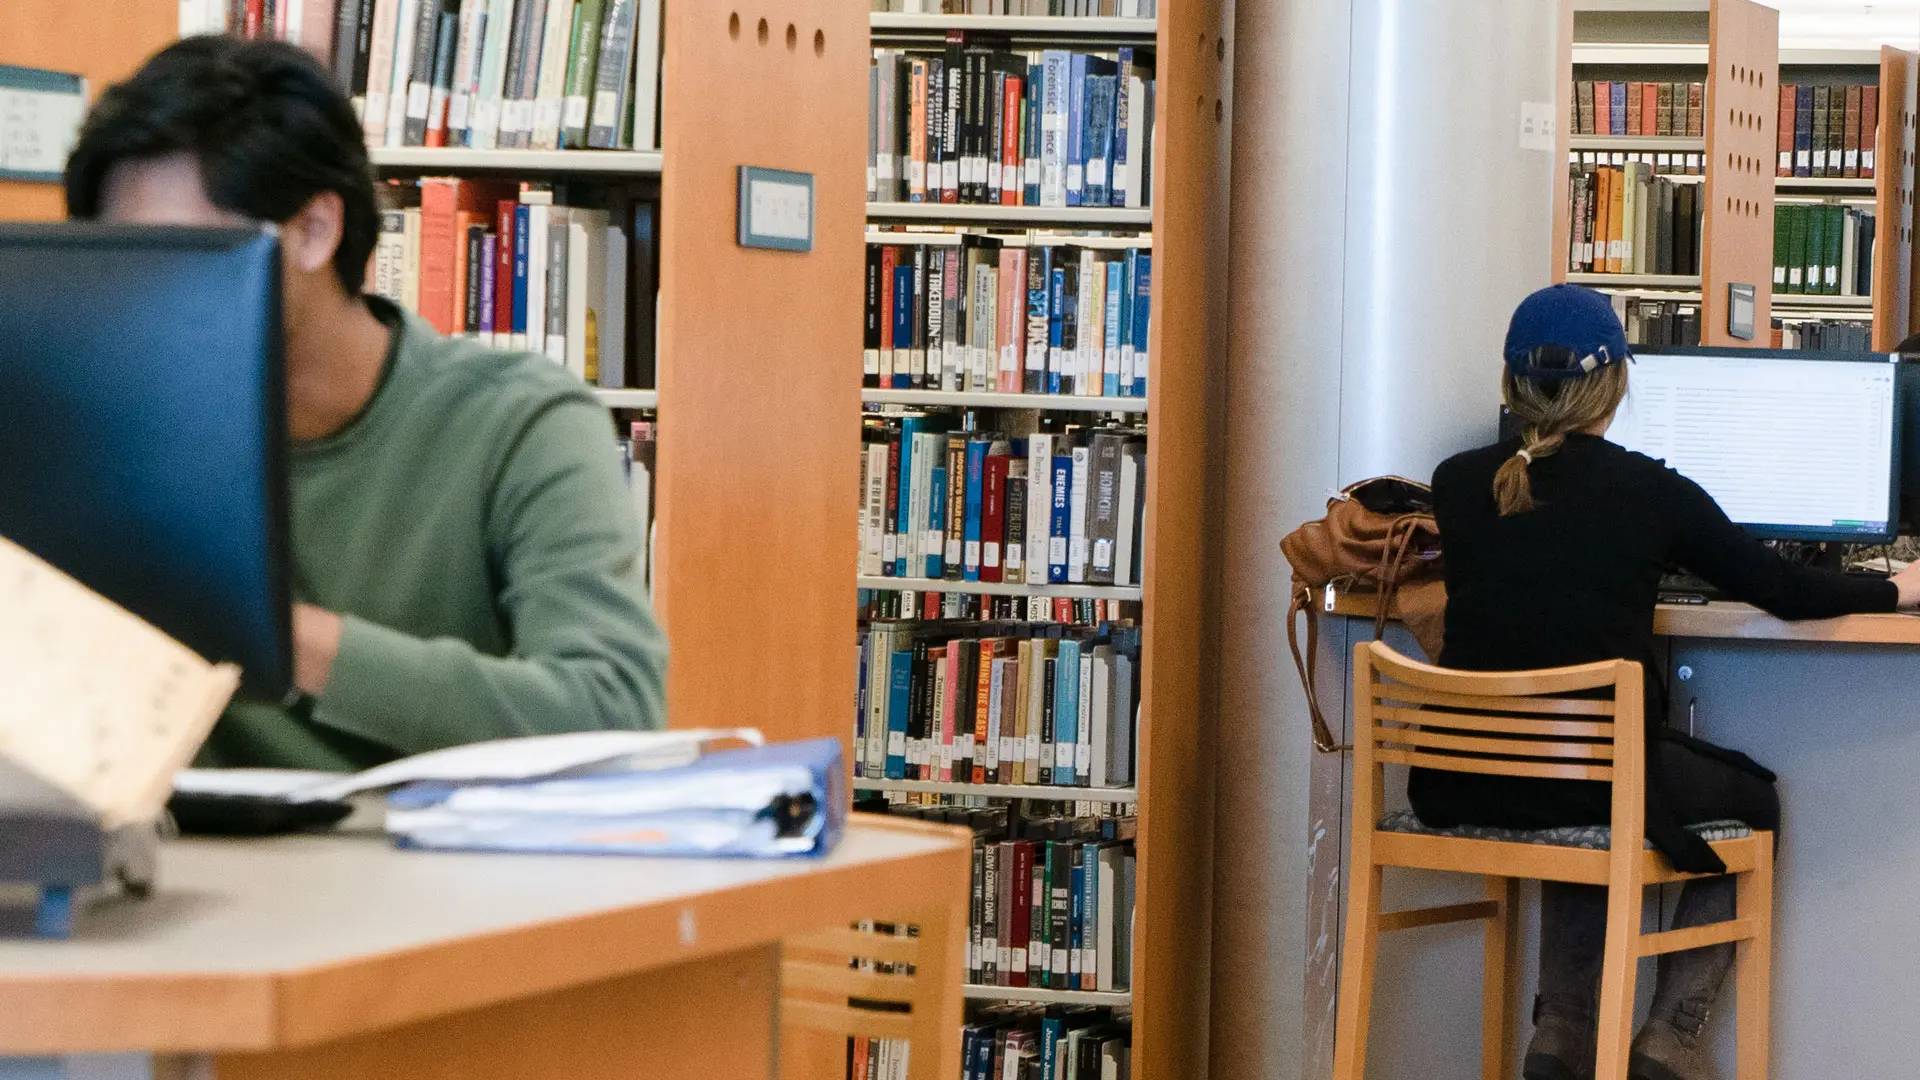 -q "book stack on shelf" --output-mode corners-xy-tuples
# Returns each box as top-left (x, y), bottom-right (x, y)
(870, 44), (1155, 210)
(369, 176), (659, 388)
(1566, 160), (1701, 277)
(857, 617), (1140, 793)
(864, 233), (1152, 401)
(1777, 82), (1878, 180)
(1772, 202), (1875, 298)
(859, 417), (1147, 596)
(1572, 79), (1705, 138)
(1612, 297), (1701, 349)
(183, 0), (666, 154)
